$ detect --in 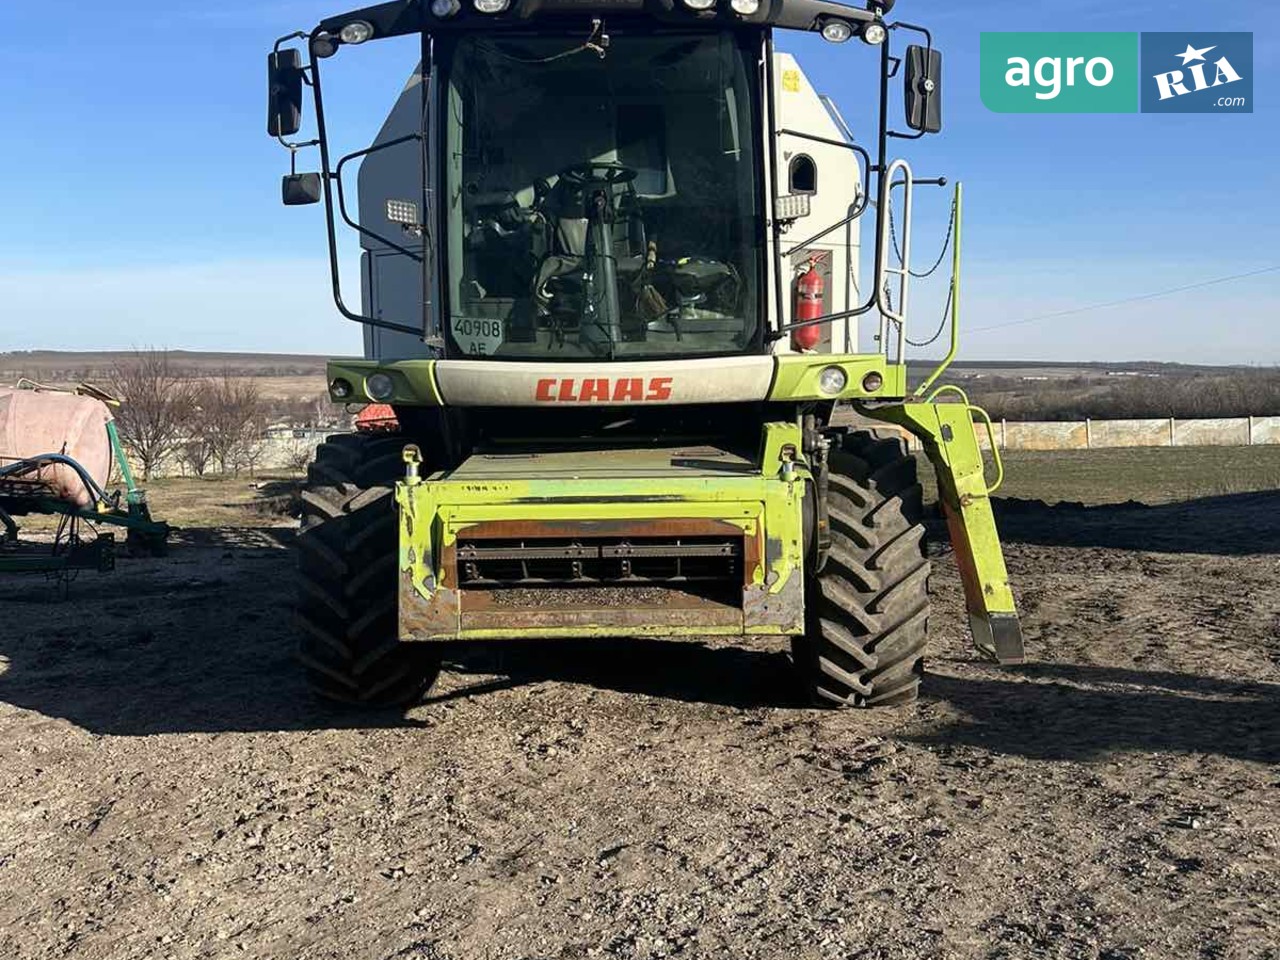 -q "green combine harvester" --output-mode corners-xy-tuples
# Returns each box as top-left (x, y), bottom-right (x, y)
(268, 0), (1024, 707)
